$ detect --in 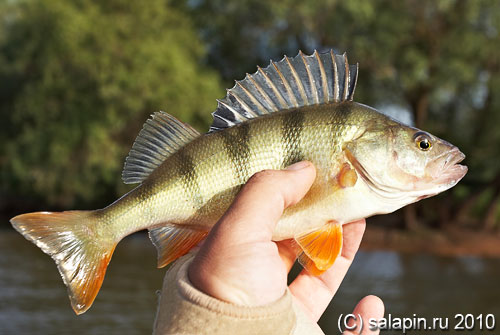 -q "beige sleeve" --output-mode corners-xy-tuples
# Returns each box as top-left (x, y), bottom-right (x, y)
(153, 253), (324, 335)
